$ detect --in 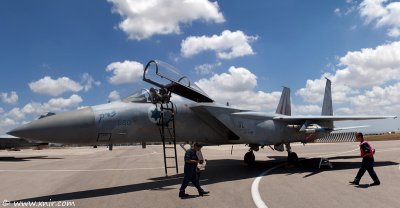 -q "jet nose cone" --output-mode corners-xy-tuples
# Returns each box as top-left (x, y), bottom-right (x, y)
(7, 126), (28, 138)
(8, 107), (96, 143)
